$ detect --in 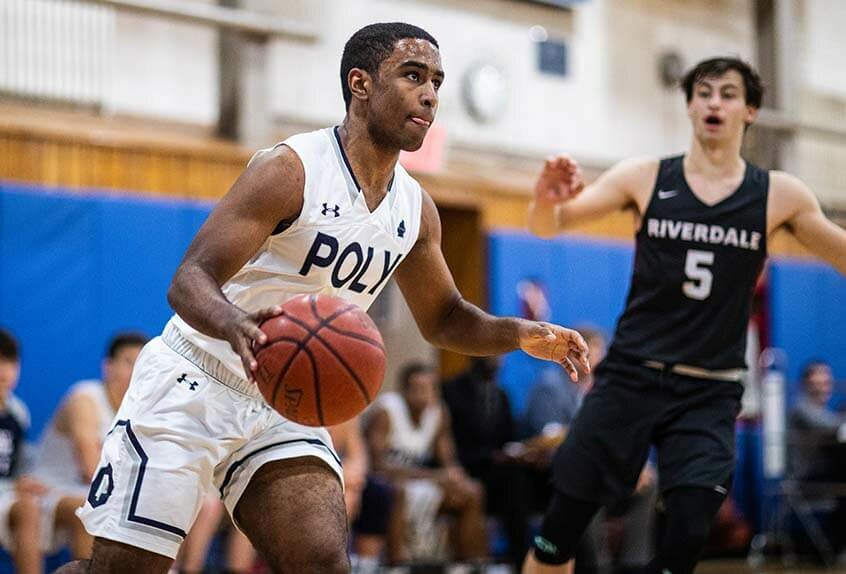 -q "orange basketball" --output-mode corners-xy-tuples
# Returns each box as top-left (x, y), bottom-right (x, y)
(254, 294), (386, 427)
